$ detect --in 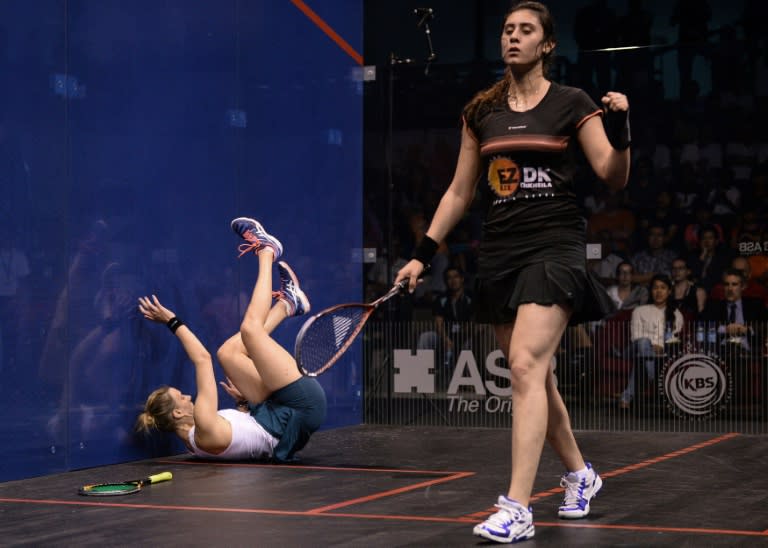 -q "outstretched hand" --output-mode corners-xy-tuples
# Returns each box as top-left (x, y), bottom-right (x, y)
(138, 295), (176, 324)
